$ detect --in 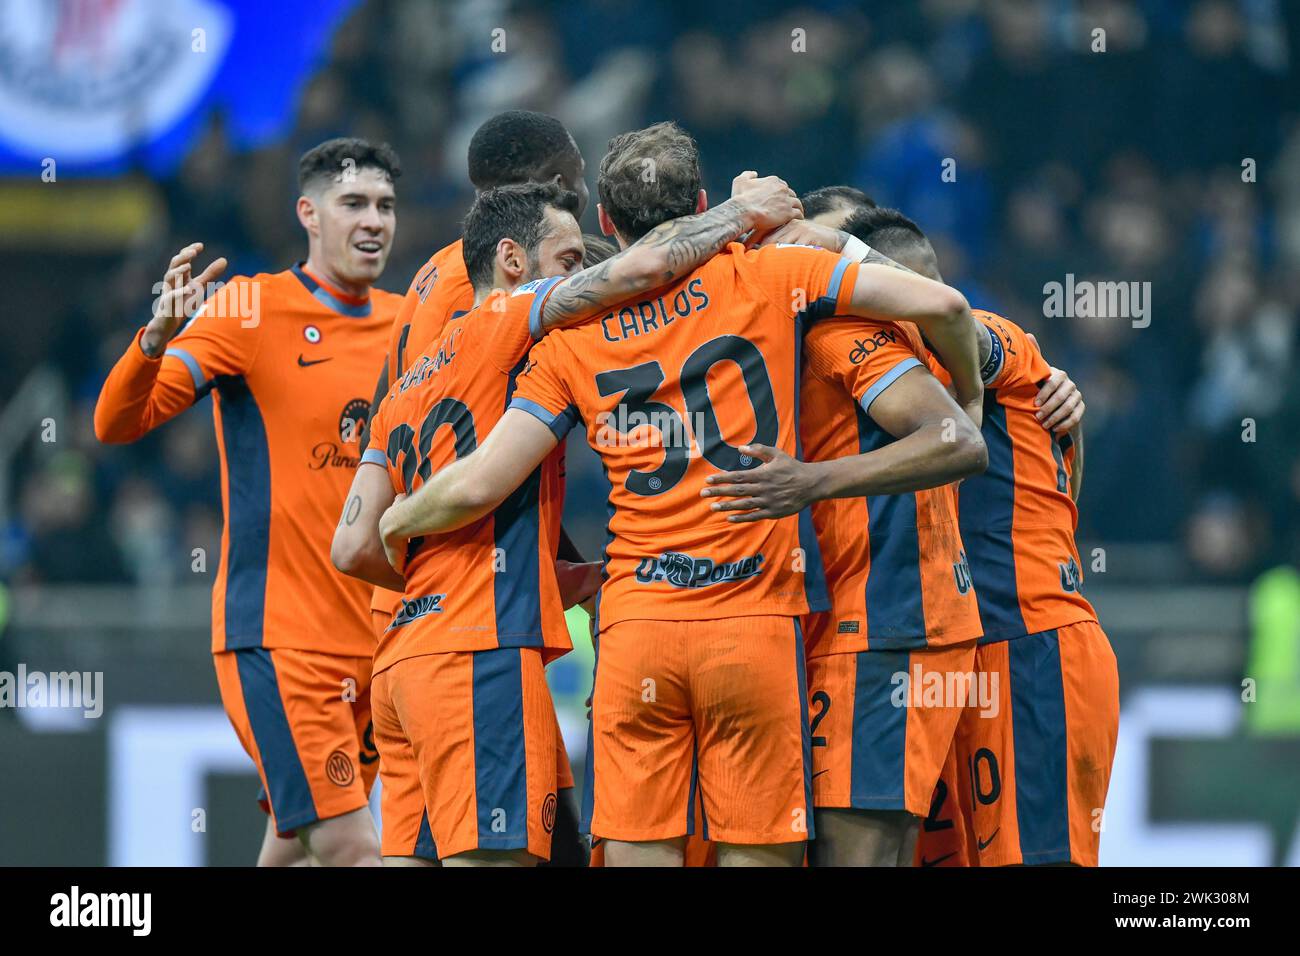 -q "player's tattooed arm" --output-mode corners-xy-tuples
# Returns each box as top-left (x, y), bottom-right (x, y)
(539, 171), (802, 331)
(332, 463), (404, 589)
(703, 366), (987, 520)
(380, 409), (560, 566)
